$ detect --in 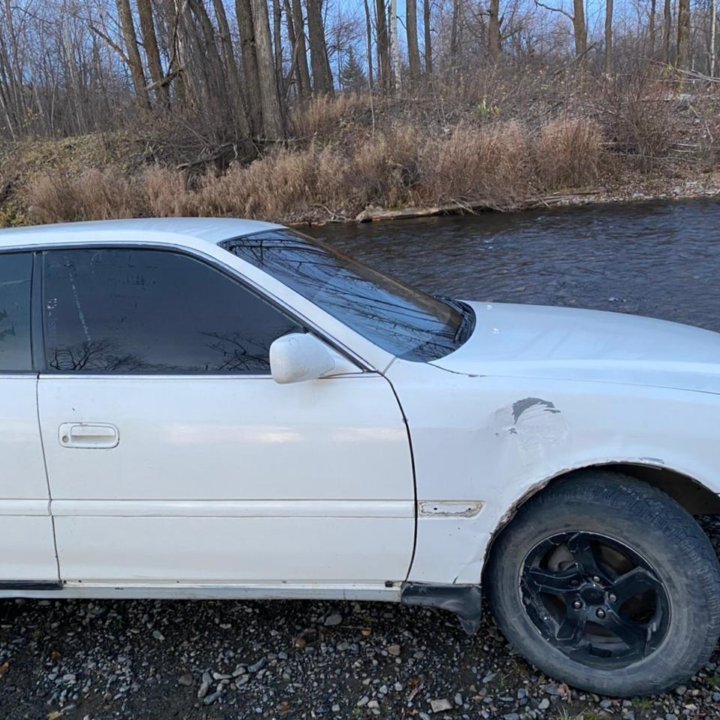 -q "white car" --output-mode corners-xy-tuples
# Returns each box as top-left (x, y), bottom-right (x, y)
(1, 218), (719, 697)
